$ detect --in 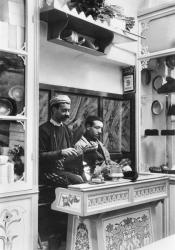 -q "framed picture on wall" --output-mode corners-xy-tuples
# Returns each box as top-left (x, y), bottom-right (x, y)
(122, 66), (135, 93)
